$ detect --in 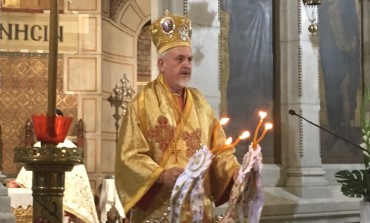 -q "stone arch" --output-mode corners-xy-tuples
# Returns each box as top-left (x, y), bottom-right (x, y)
(111, 0), (151, 89)
(109, 0), (129, 21)
(137, 21), (152, 84)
